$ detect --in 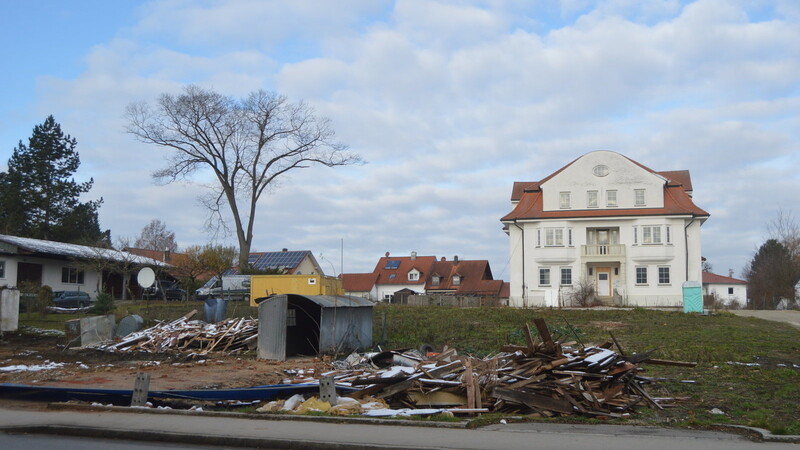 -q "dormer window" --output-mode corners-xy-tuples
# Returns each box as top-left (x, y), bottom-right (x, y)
(432, 275), (440, 286)
(408, 269), (420, 281)
(452, 275), (461, 286)
(634, 189), (646, 206)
